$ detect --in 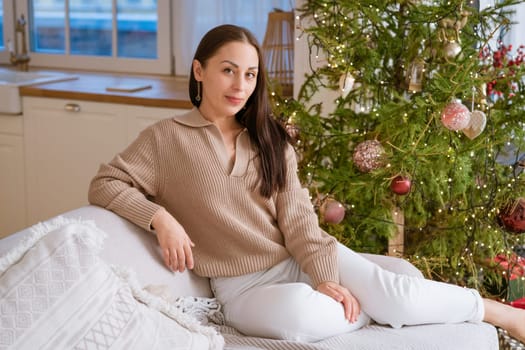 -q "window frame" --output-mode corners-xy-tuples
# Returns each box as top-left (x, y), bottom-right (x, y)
(11, 1), (172, 75)
(0, 0), (14, 64)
